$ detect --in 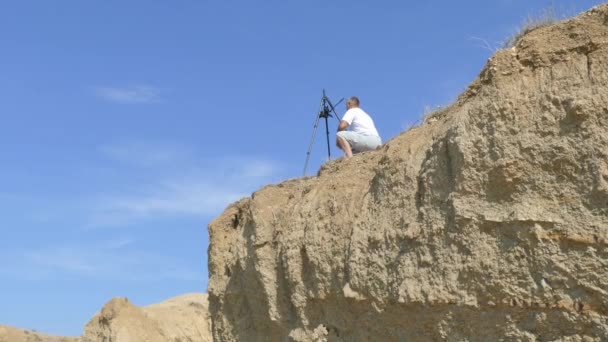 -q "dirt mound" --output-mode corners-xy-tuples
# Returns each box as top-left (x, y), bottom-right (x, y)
(0, 325), (77, 342)
(208, 4), (608, 341)
(1, 293), (210, 342)
(82, 293), (211, 342)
